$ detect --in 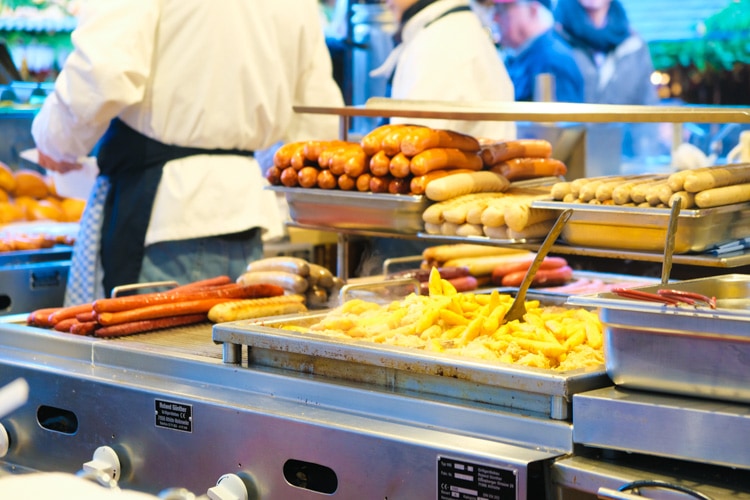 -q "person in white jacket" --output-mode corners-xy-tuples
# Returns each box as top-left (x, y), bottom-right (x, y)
(31, 0), (344, 304)
(373, 0), (517, 141)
